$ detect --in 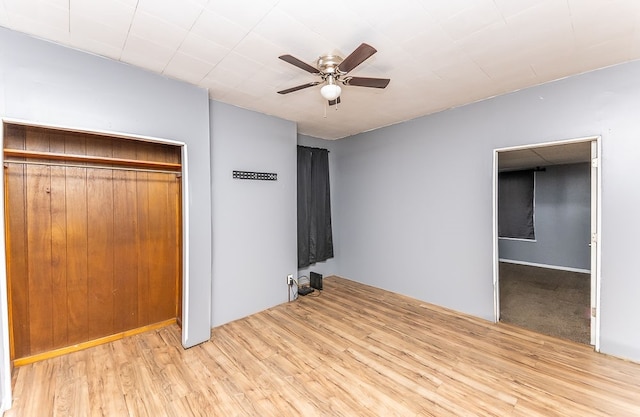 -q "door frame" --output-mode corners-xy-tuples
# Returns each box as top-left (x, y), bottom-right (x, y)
(0, 120), (10, 413)
(0, 117), (191, 411)
(492, 135), (601, 351)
